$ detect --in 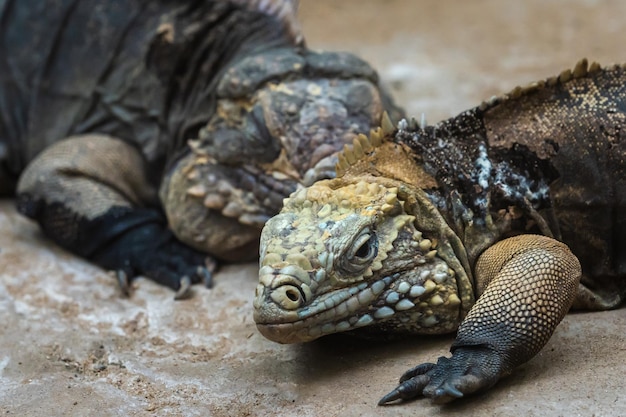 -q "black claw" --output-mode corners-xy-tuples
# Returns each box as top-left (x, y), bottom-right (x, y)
(432, 383), (464, 404)
(205, 258), (218, 282)
(378, 388), (402, 406)
(174, 276), (193, 300)
(197, 265), (214, 288)
(441, 383), (464, 399)
(116, 270), (132, 297)
(378, 375), (430, 406)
